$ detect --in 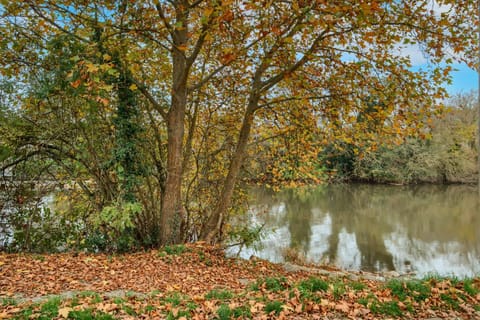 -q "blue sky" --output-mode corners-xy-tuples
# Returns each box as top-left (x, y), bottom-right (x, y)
(446, 64), (478, 94)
